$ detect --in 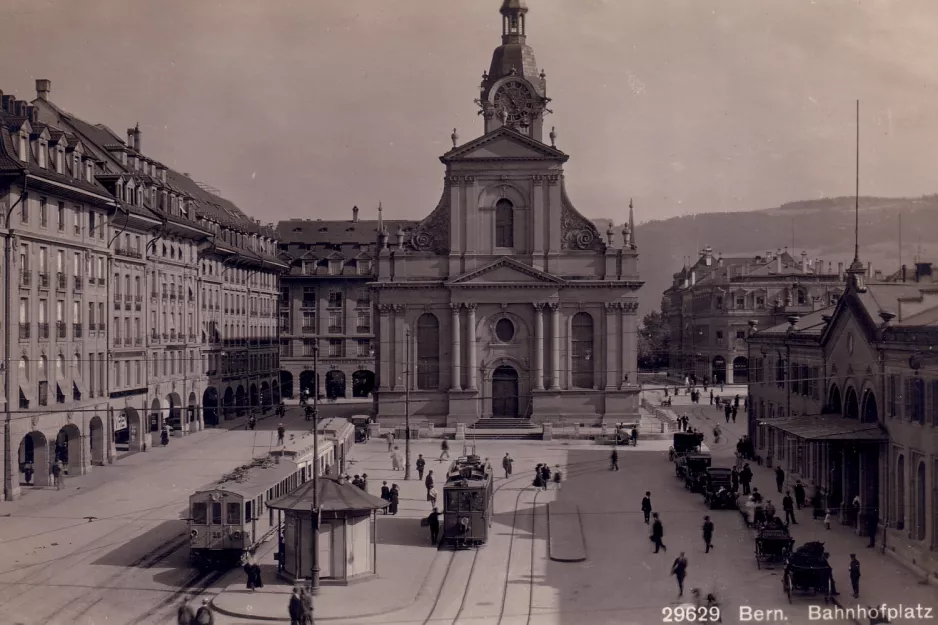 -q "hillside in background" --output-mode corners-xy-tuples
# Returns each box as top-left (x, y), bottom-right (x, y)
(620, 195), (938, 317)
